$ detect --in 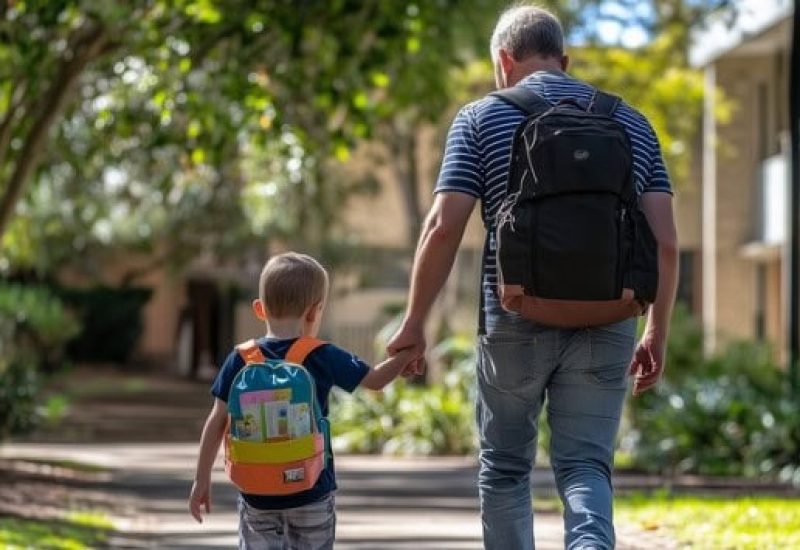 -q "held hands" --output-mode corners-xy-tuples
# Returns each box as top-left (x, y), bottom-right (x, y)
(629, 330), (666, 396)
(189, 478), (211, 523)
(386, 320), (427, 378)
